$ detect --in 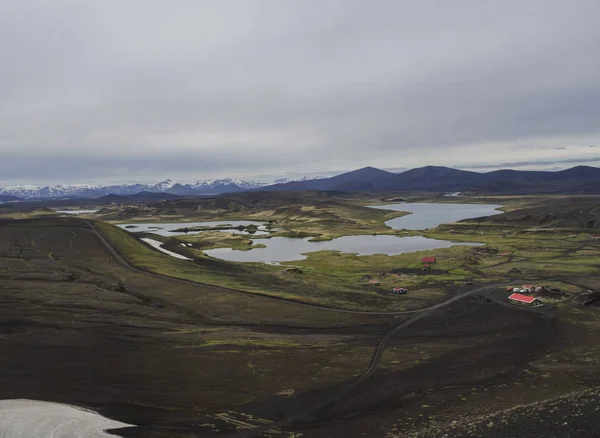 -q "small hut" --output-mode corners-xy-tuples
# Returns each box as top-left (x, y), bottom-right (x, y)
(509, 293), (544, 307)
